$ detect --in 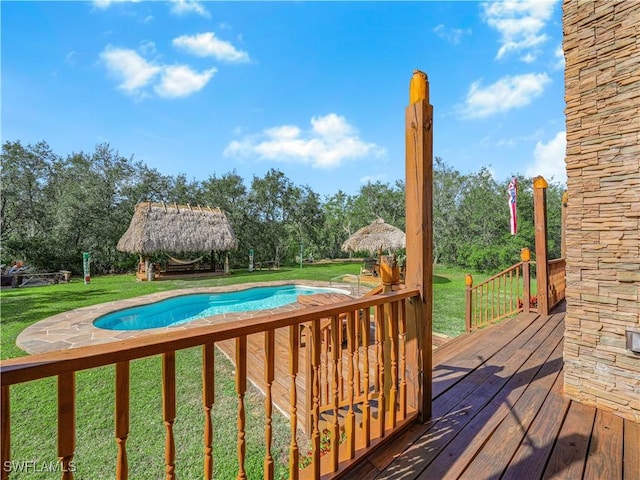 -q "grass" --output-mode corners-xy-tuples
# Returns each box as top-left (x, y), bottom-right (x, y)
(0, 263), (480, 479)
